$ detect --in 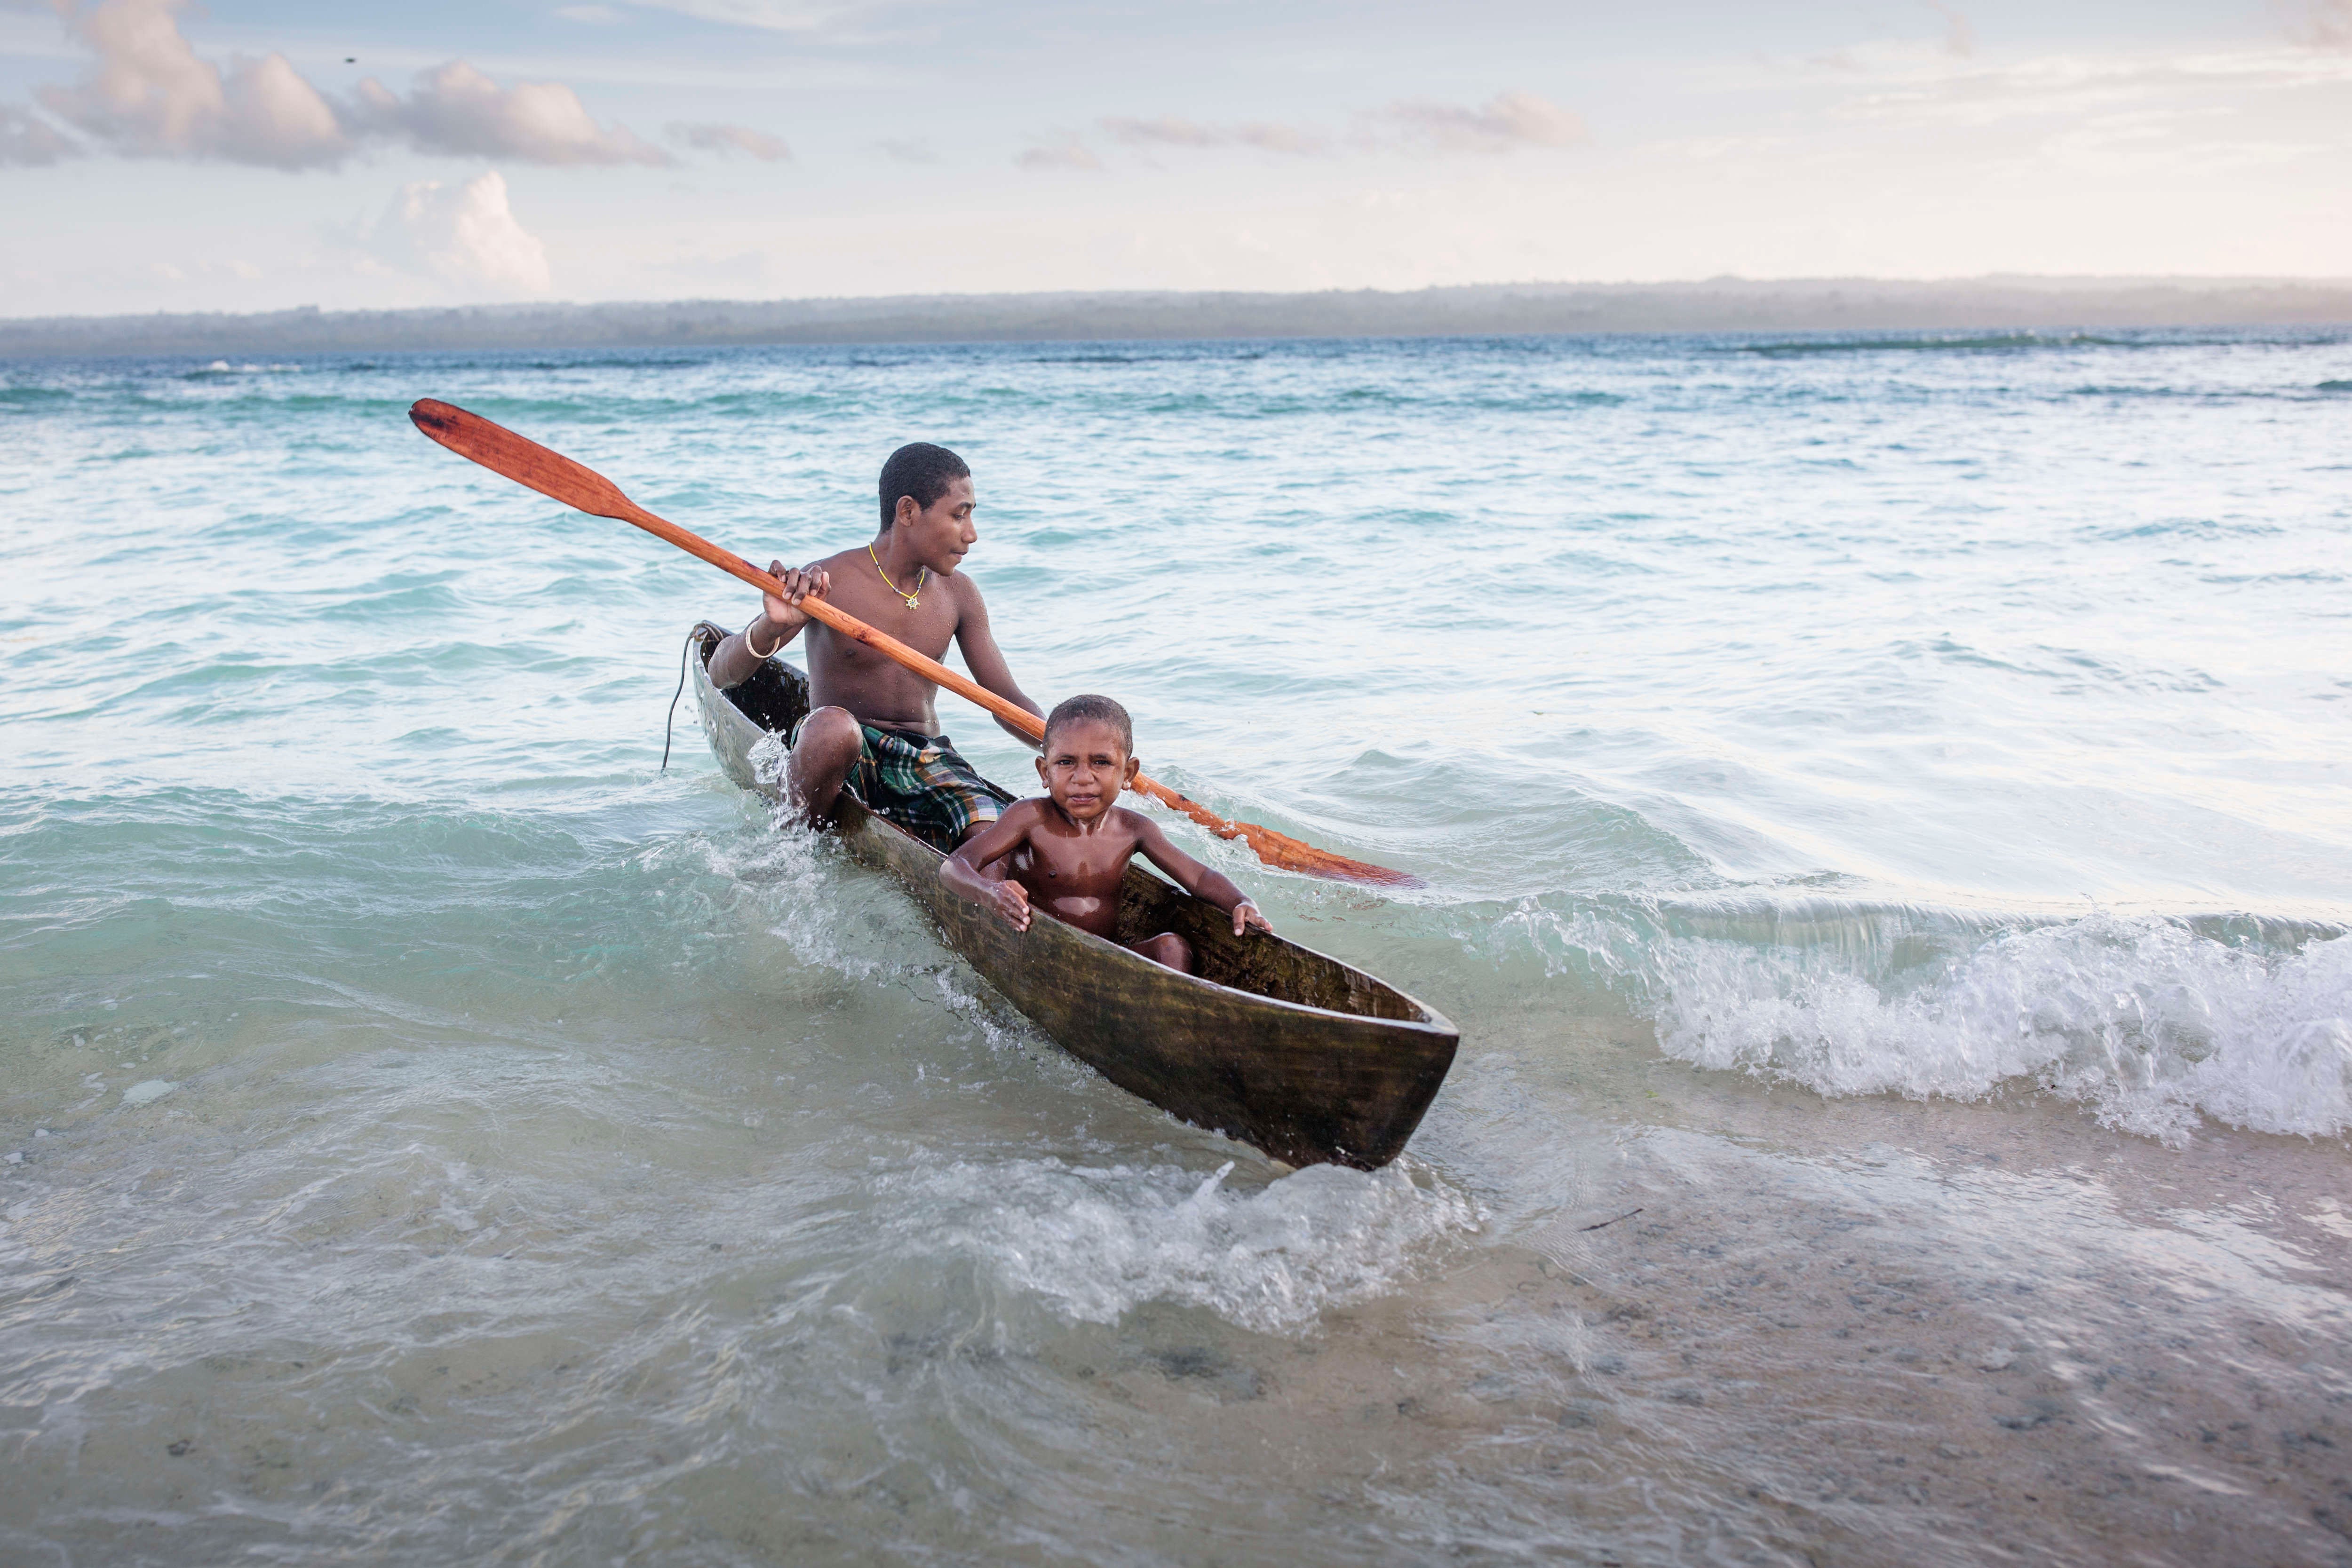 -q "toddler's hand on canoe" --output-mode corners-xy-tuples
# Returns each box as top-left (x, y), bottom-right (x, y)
(1232, 901), (1272, 937)
(992, 879), (1033, 932)
(761, 560), (830, 634)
